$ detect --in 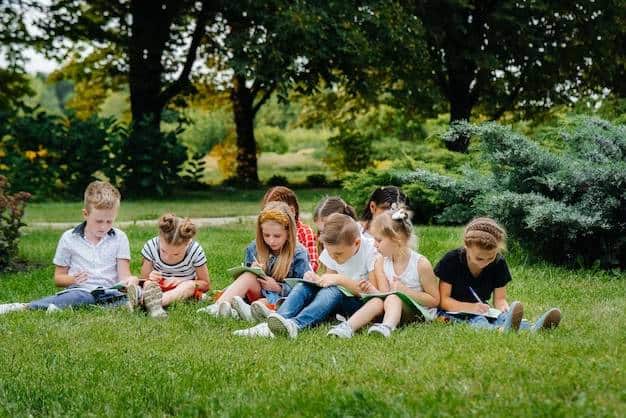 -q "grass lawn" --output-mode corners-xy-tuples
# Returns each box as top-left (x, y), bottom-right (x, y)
(0, 223), (625, 417)
(23, 188), (338, 223)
